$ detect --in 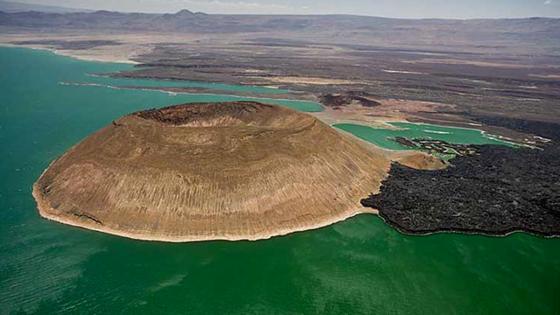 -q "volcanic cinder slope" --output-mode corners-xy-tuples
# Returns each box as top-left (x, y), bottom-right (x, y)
(33, 102), (391, 242)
